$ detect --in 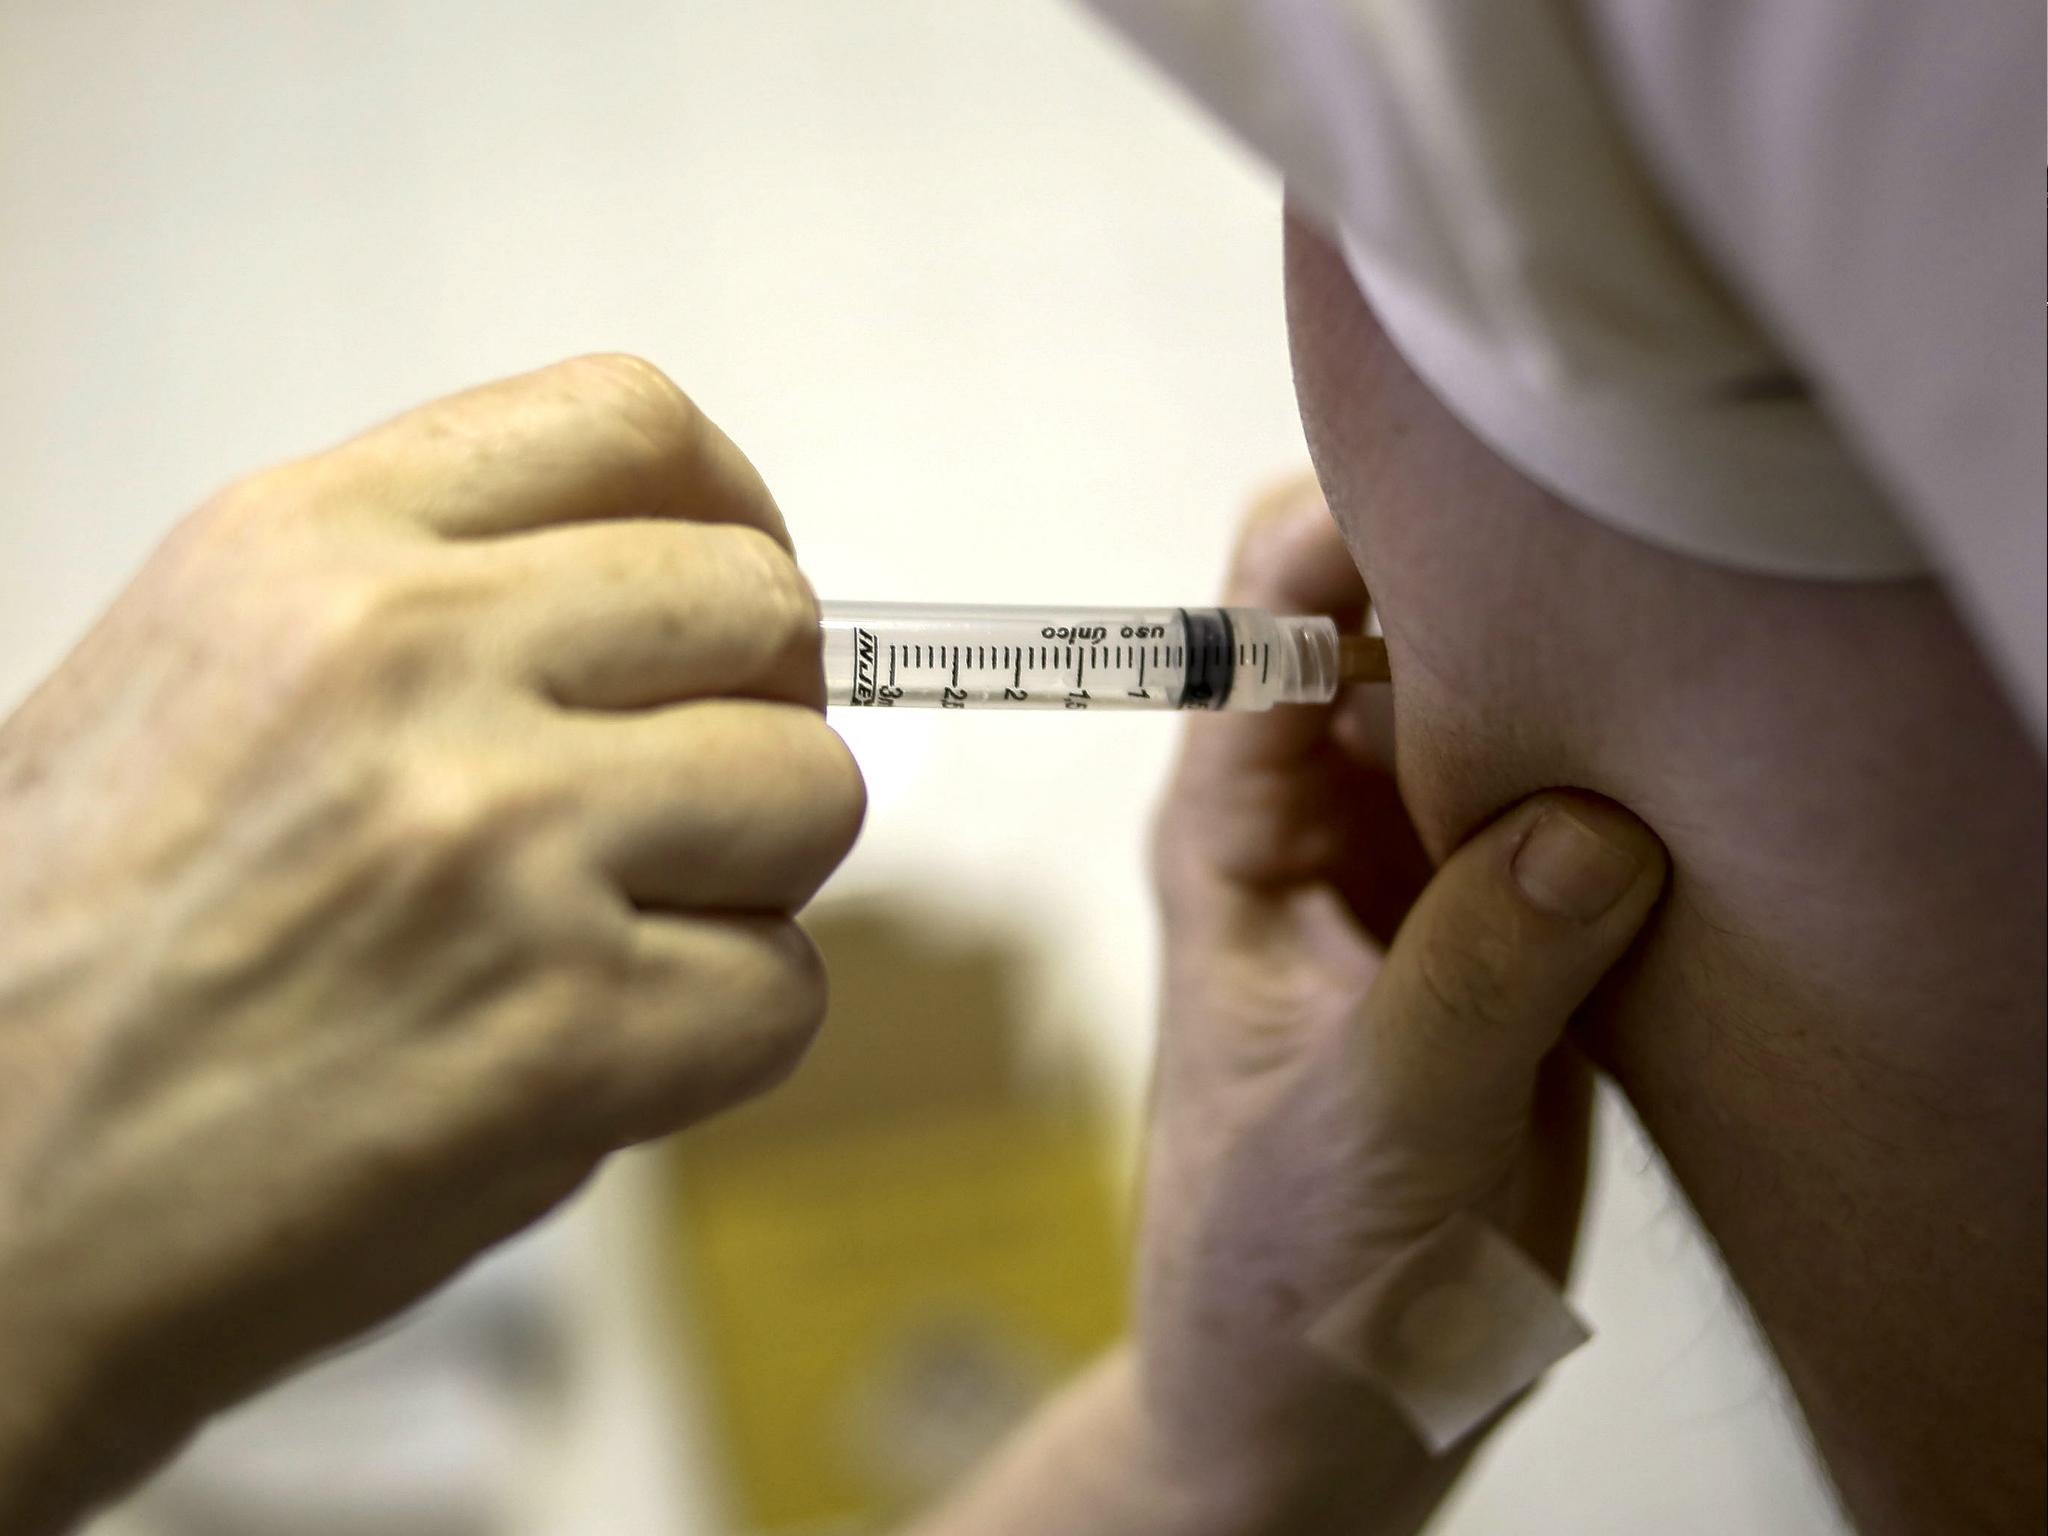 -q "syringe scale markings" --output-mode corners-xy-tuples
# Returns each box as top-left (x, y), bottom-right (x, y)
(823, 602), (1385, 713)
